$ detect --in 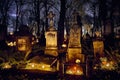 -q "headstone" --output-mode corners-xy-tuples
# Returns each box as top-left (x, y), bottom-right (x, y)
(16, 36), (31, 52)
(45, 11), (58, 56)
(67, 11), (84, 63)
(68, 24), (81, 47)
(15, 25), (32, 59)
(93, 40), (104, 58)
(93, 31), (104, 58)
